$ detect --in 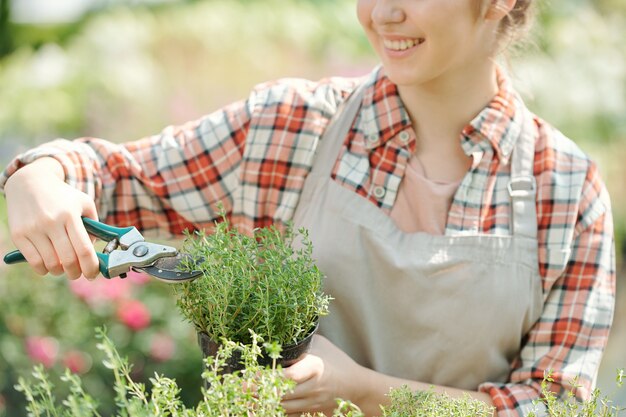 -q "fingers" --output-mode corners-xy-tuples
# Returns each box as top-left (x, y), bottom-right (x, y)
(9, 211), (98, 279)
(30, 234), (64, 276)
(283, 354), (320, 385)
(50, 224), (82, 280)
(282, 378), (332, 416)
(282, 355), (323, 405)
(17, 220), (82, 278)
(4, 160), (100, 280)
(282, 378), (318, 414)
(281, 337), (358, 416)
(282, 377), (316, 401)
(283, 397), (317, 417)
(48, 212), (101, 279)
(13, 238), (49, 276)
(67, 214), (100, 279)
(81, 197), (99, 224)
